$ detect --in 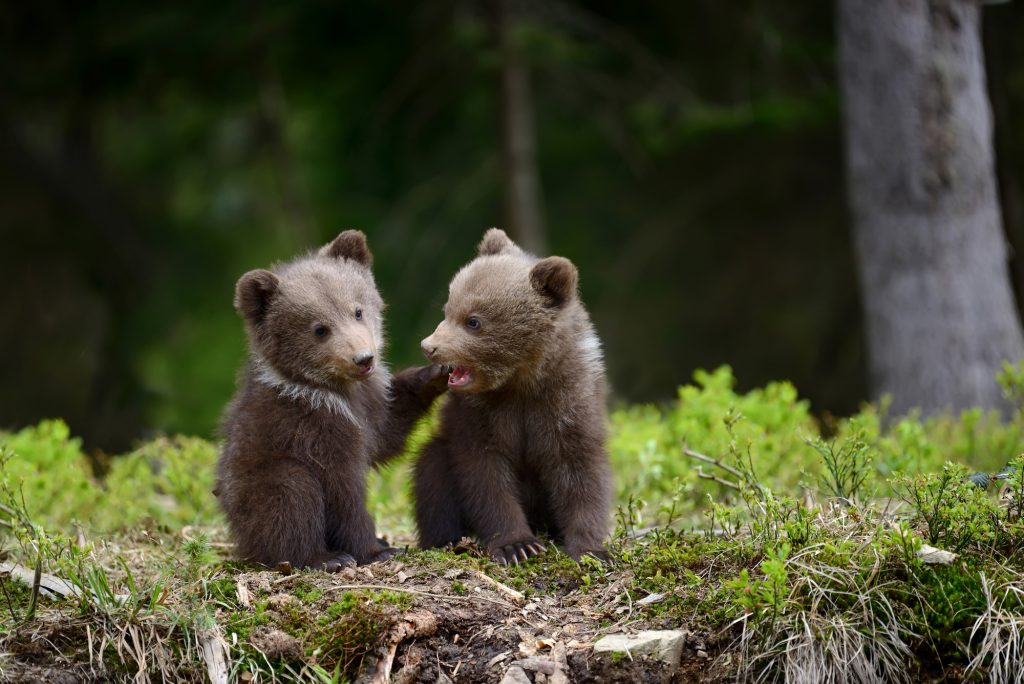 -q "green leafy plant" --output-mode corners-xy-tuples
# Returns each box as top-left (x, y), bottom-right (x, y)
(893, 464), (999, 553)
